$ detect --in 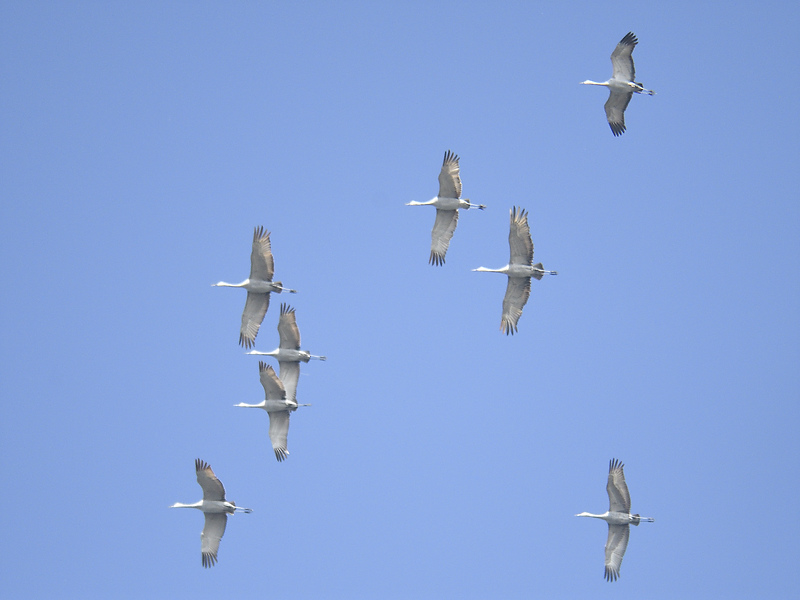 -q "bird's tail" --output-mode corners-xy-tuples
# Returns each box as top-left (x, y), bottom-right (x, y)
(532, 262), (545, 281)
(631, 513), (654, 525)
(274, 281), (283, 294)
